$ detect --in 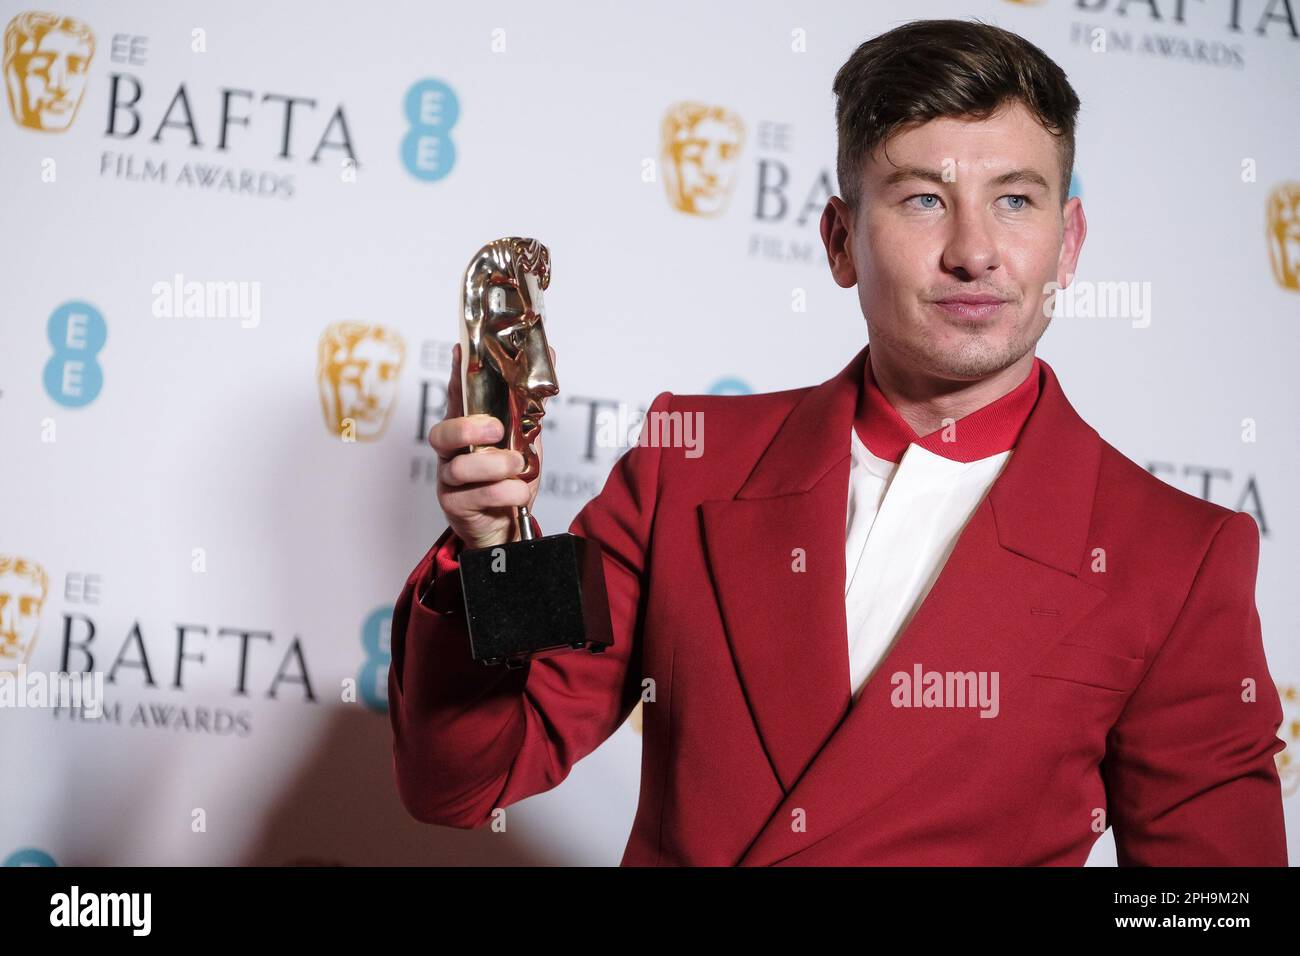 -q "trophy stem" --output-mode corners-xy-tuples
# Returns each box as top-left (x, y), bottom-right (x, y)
(516, 505), (535, 542)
